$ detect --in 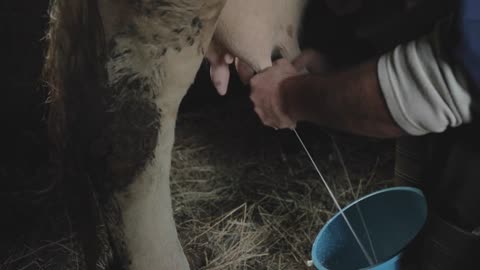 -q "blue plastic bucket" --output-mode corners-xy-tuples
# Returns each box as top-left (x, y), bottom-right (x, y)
(312, 187), (427, 270)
